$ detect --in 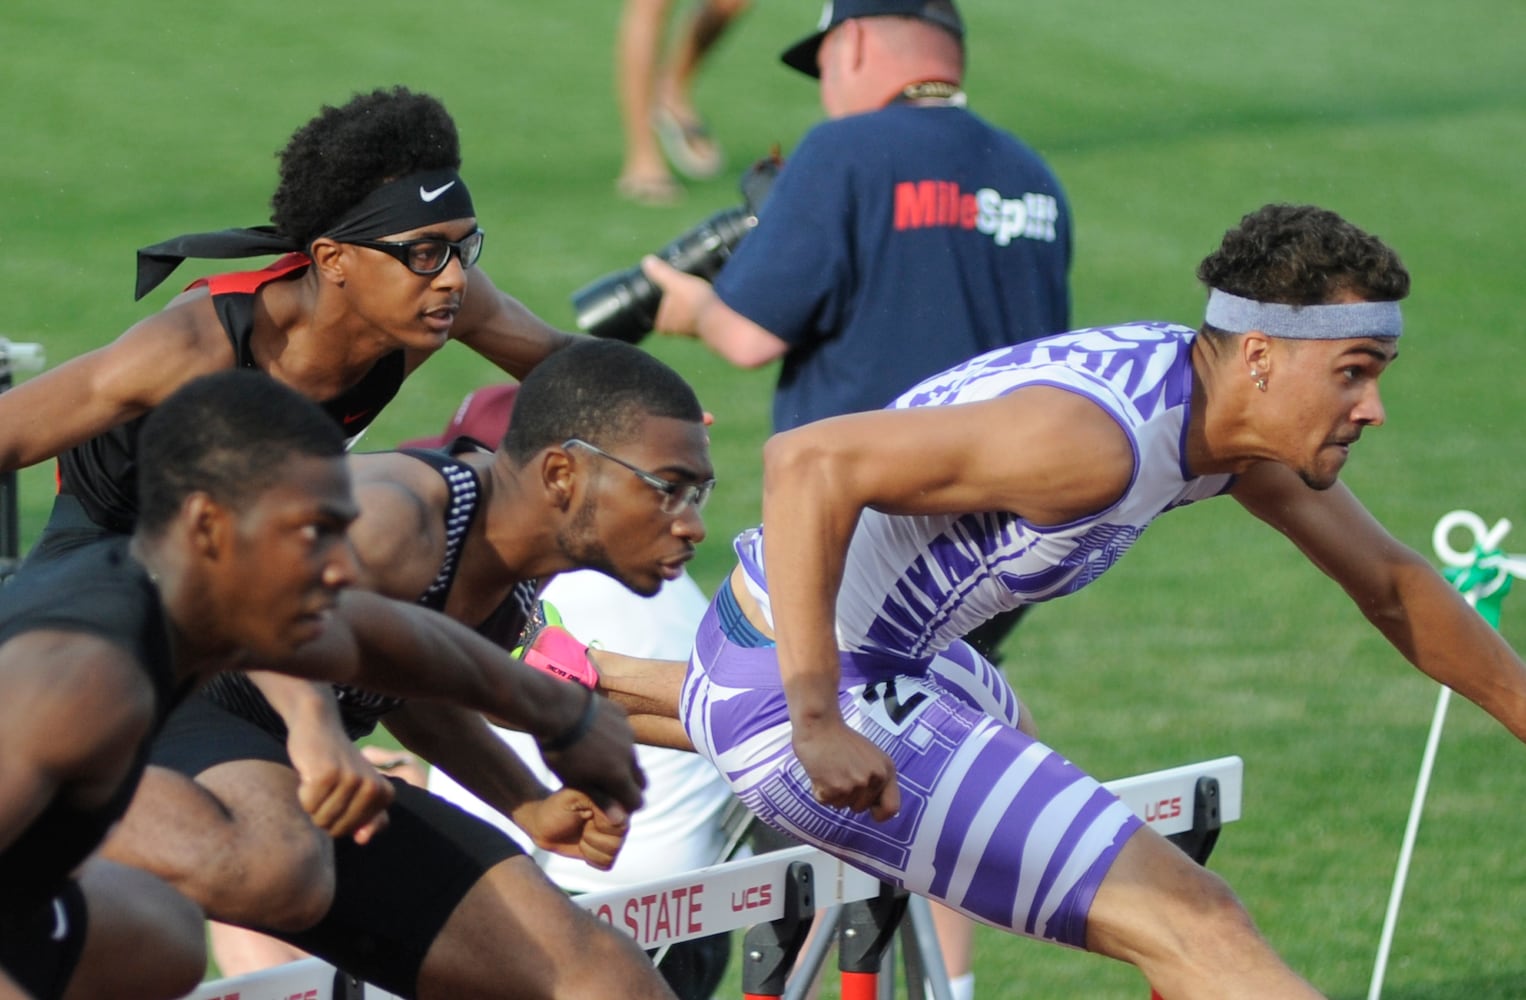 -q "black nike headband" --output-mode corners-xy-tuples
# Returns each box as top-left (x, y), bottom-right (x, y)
(134, 168), (476, 300)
